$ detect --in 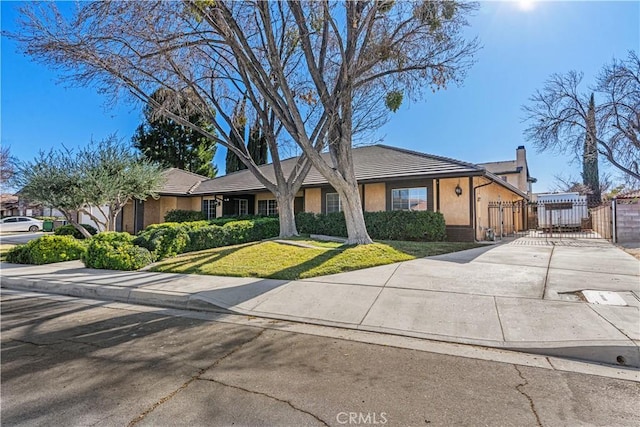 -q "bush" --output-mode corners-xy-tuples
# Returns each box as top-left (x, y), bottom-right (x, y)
(164, 209), (206, 223)
(134, 217), (280, 260)
(295, 211), (446, 241)
(4, 245), (32, 264)
(133, 222), (196, 260)
(184, 224), (228, 253)
(54, 223), (98, 239)
(5, 235), (86, 265)
(83, 232), (153, 271)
